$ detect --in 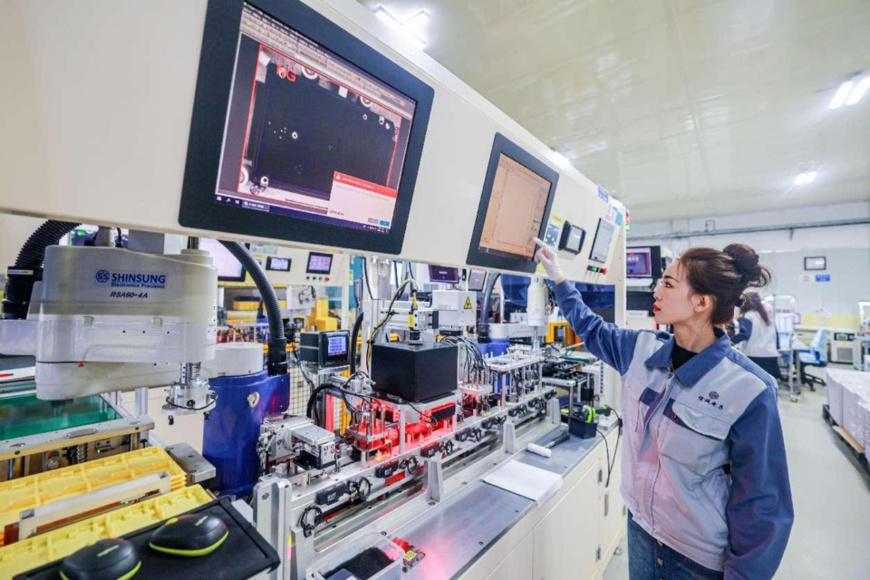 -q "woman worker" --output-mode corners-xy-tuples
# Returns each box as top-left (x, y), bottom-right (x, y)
(534, 240), (793, 580)
(731, 292), (784, 383)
